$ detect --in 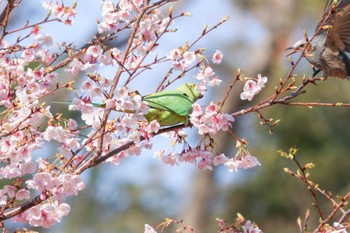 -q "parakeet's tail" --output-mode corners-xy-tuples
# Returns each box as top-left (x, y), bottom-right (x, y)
(52, 101), (135, 114)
